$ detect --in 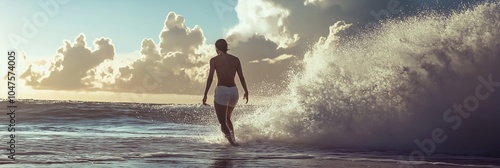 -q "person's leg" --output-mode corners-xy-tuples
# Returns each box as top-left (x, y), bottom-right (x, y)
(226, 106), (238, 145)
(225, 88), (239, 145)
(226, 106), (235, 133)
(214, 102), (230, 136)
